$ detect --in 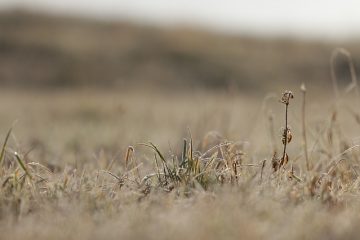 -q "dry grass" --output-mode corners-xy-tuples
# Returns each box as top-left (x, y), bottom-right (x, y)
(1, 12), (360, 239)
(0, 84), (359, 239)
